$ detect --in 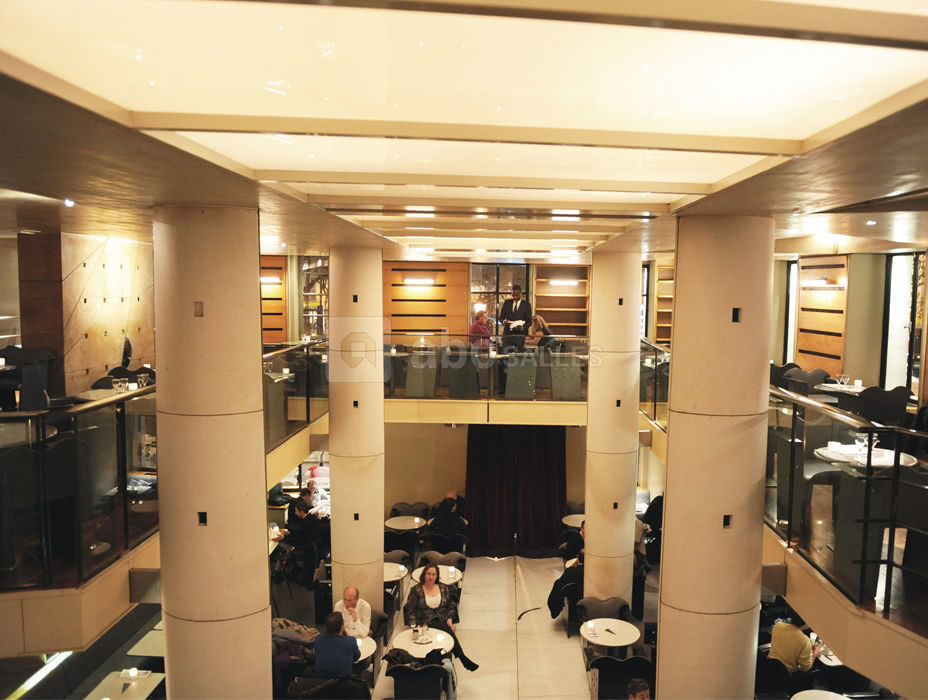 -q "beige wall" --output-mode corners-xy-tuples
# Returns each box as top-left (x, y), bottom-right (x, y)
(384, 423), (587, 514)
(844, 254), (885, 386)
(384, 423), (468, 515)
(770, 260), (788, 363)
(565, 426), (586, 504)
(60, 234), (155, 394)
